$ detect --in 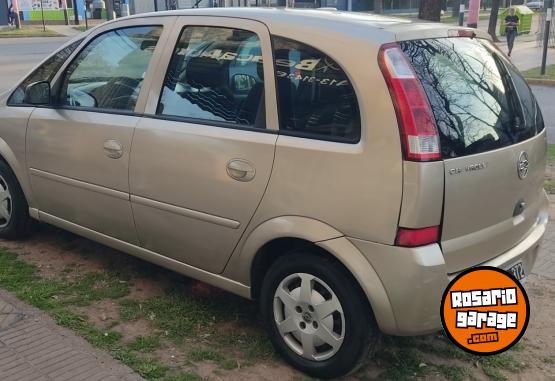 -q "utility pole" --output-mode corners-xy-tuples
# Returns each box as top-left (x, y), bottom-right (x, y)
(62, 0), (69, 25)
(458, 0), (465, 26)
(40, 0), (46, 31)
(541, 0), (553, 75)
(13, 0), (21, 28)
(106, 0), (114, 20)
